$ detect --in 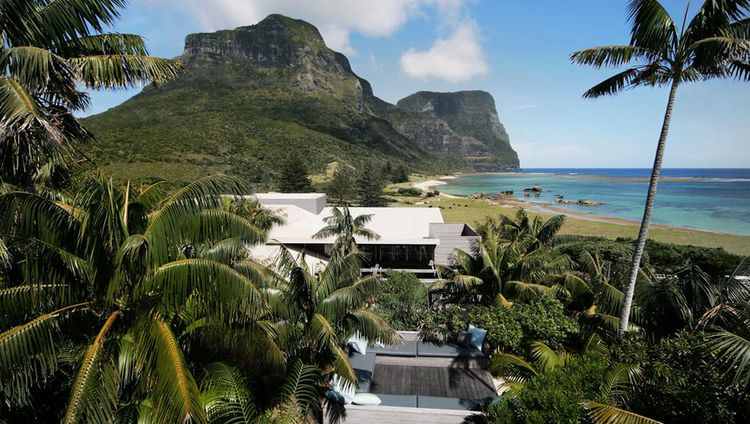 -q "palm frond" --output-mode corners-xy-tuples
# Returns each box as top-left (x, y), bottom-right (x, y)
(318, 275), (381, 318)
(64, 311), (120, 424)
(571, 45), (658, 68)
(201, 362), (258, 424)
(0, 283), (68, 328)
(529, 341), (567, 372)
(600, 363), (641, 400)
(489, 352), (538, 382)
(139, 315), (206, 424)
(277, 360), (322, 418)
(582, 67), (645, 98)
(143, 175), (247, 264)
(627, 0), (678, 52)
(69, 54), (182, 89)
(148, 259), (267, 322)
(343, 310), (398, 346)
(62, 33), (149, 56)
(309, 313), (356, 383)
(0, 302), (89, 406)
(584, 401), (663, 424)
(708, 329), (750, 388)
(504, 280), (553, 302)
(0, 191), (80, 247)
(0, 46), (72, 90)
(0, 236), (10, 267)
(32, 0), (127, 45)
